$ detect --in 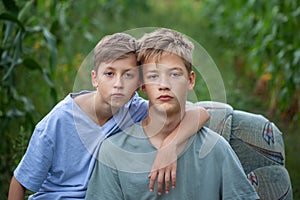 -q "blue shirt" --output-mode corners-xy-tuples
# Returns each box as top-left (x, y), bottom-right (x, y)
(14, 91), (148, 199)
